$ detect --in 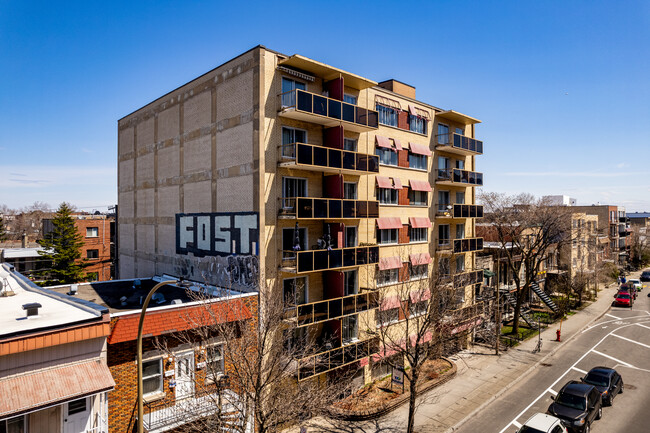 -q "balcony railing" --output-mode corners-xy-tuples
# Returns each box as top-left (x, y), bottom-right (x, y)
(288, 290), (379, 327)
(282, 246), (379, 273)
(298, 337), (379, 381)
(437, 239), (453, 251)
(279, 89), (379, 131)
(435, 168), (483, 186)
(453, 237), (484, 254)
(279, 197), (379, 219)
(453, 270), (484, 288)
(144, 390), (227, 432)
(279, 142), (379, 174)
(436, 204), (484, 218)
(435, 132), (483, 155)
